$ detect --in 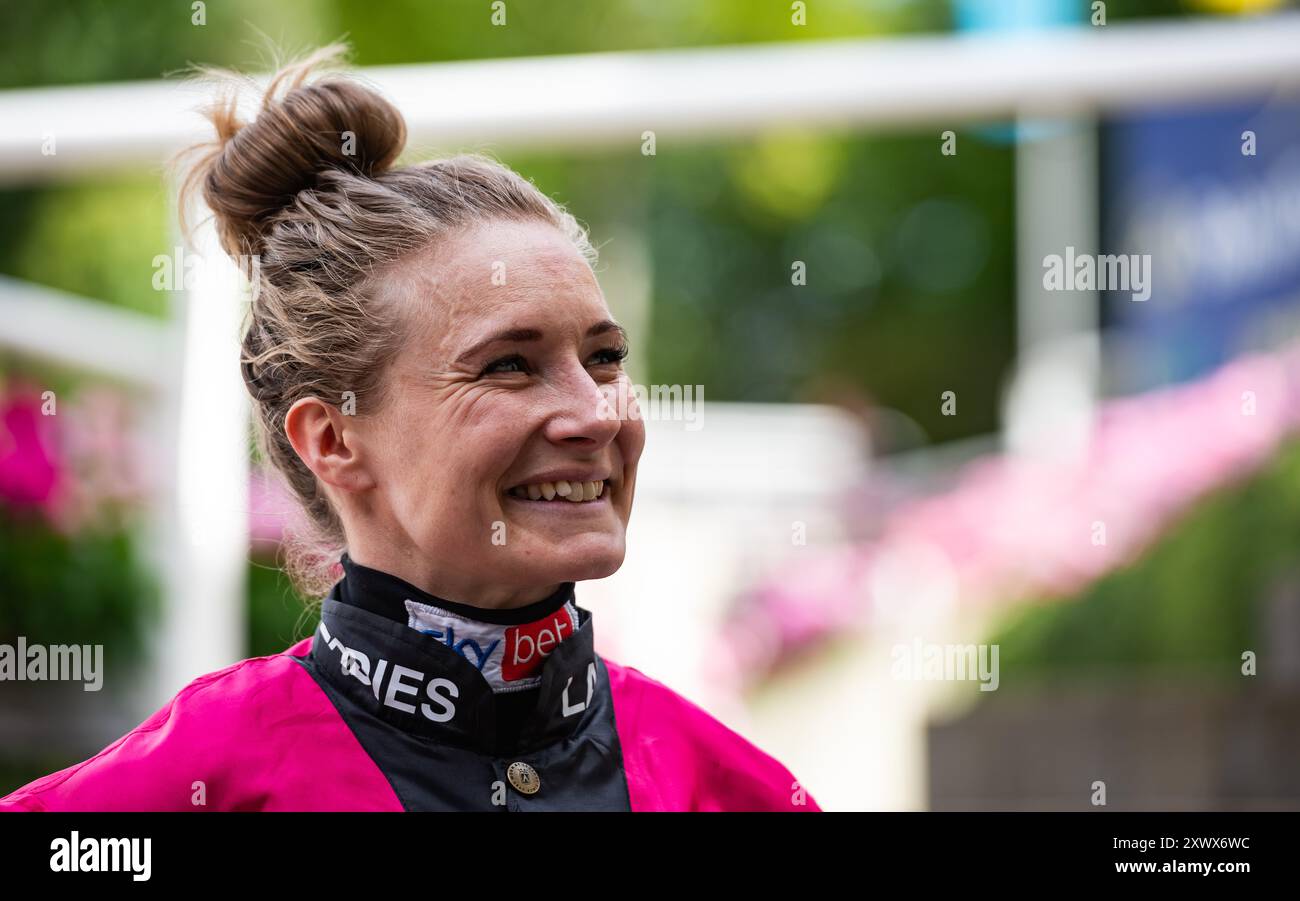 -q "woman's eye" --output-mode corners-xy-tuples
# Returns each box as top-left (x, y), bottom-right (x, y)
(589, 343), (630, 367)
(480, 354), (529, 376)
